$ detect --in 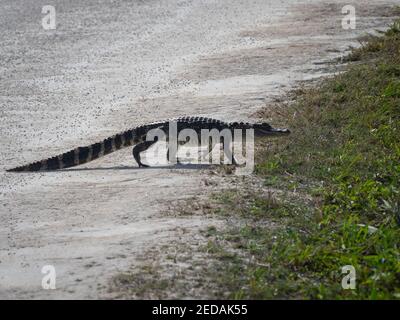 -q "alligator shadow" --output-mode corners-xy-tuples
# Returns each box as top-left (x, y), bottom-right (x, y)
(58, 163), (215, 172)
